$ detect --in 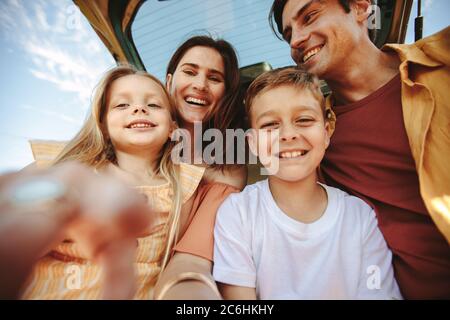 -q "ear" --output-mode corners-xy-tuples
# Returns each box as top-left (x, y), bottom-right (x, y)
(168, 120), (178, 139)
(166, 73), (173, 93)
(324, 121), (331, 149)
(352, 0), (372, 23)
(246, 129), (259, 157)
